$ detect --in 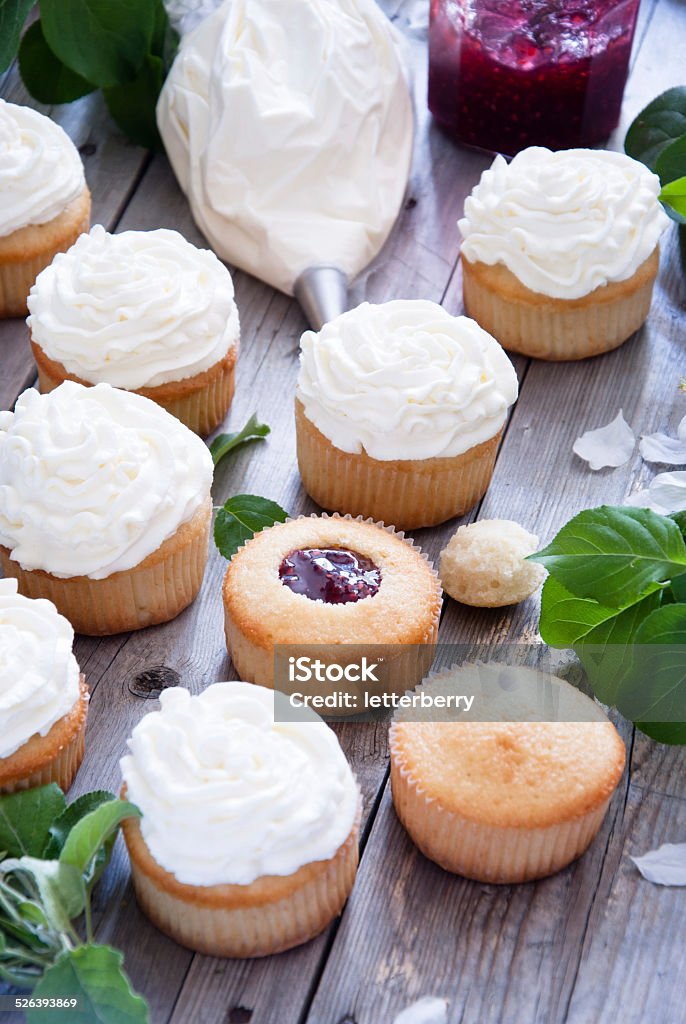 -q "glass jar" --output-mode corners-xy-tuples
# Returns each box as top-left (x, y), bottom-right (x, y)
(428, 0), (641, 155)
